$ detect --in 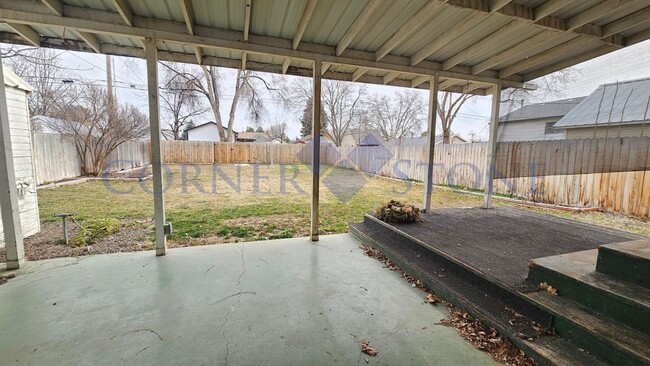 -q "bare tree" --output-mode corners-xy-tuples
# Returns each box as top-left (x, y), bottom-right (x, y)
(161, 66), (205, 140)
(322, 81), (366, 147)
(50, 84), (149, 176)
(4, 47), (77, 121)
(367, 90), (425, 142)
(437, 91), (474, 144)
(501, 68), (581, 106)
(268, 122), (289, 143)
(161, 63), (274, 142)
